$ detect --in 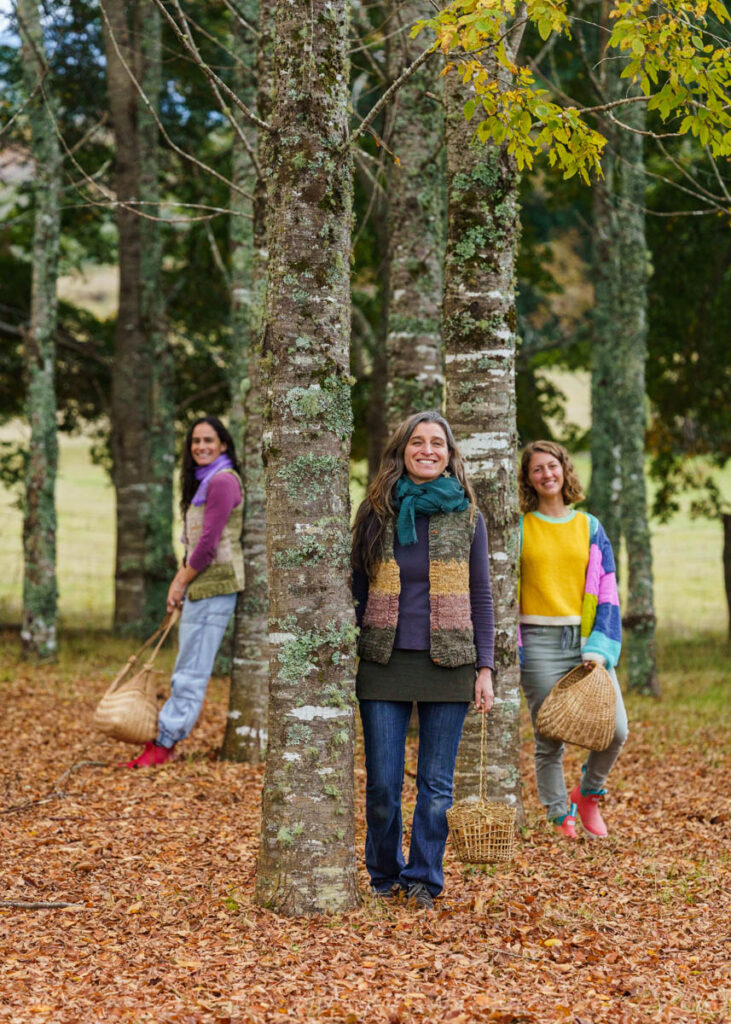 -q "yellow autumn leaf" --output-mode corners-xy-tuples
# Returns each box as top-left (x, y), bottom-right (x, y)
(544, 937), (563, 948)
